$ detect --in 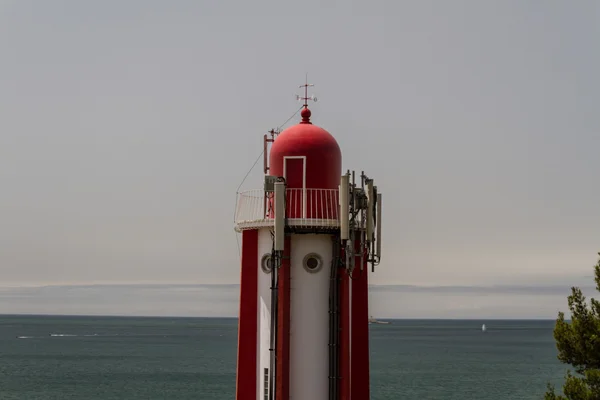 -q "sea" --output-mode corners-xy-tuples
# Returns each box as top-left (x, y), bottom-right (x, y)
(0, 315), (567, 400)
